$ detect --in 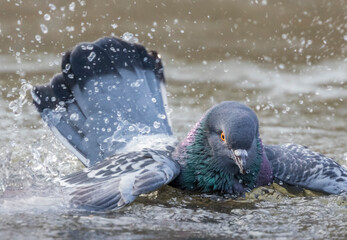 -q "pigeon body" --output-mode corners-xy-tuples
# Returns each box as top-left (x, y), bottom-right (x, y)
(31, 37), (347, 210)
